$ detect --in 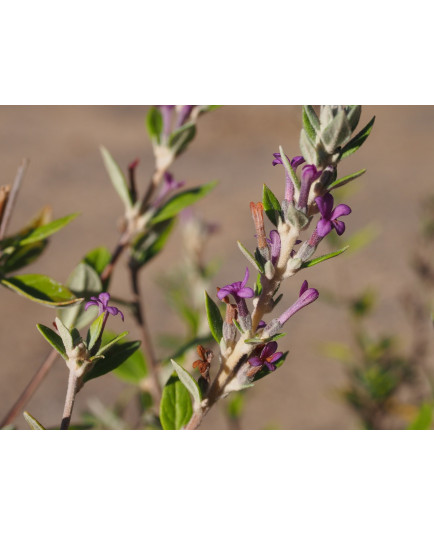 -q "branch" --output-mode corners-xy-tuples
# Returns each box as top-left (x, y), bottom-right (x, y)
(0, 158), (29, 240)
